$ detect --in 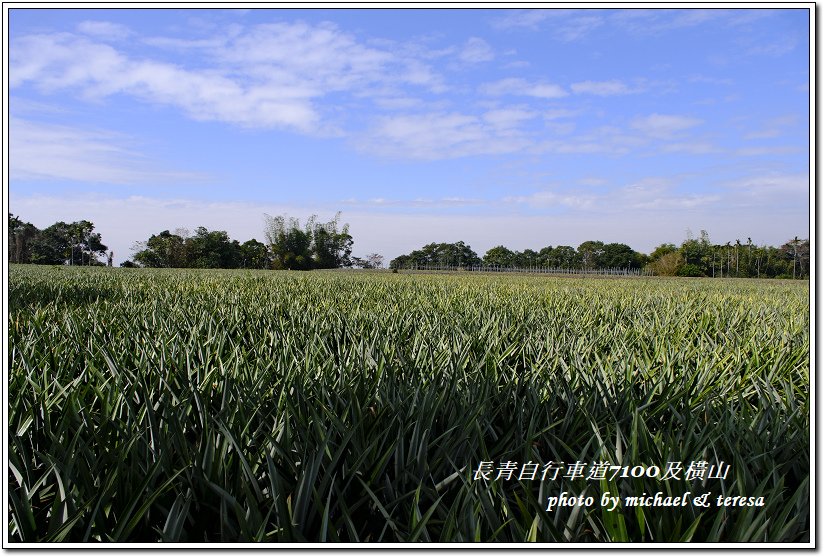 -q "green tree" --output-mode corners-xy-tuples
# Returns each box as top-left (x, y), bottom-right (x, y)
(264, 213), (353, 270)
(781, 237), (809, 279)
(549, 245), (578, 268)
(187, 227), (241, 268)
(600, 243), (638, 268)
(264, 214), (312, 270)
(389, 254), (413, 269)
(29, 220), (108, 265)
(649, 243), (678, 261)
(132, 230), (188, 268)
(483, 245), (516, 267)
(516, 248), (540, 268)
(240, 239), (270, 269)
(308, 213), (353, 269)
(680, 231), (711, 276)
(8, 214), (39, 264)
(577, 240), (605, 269)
